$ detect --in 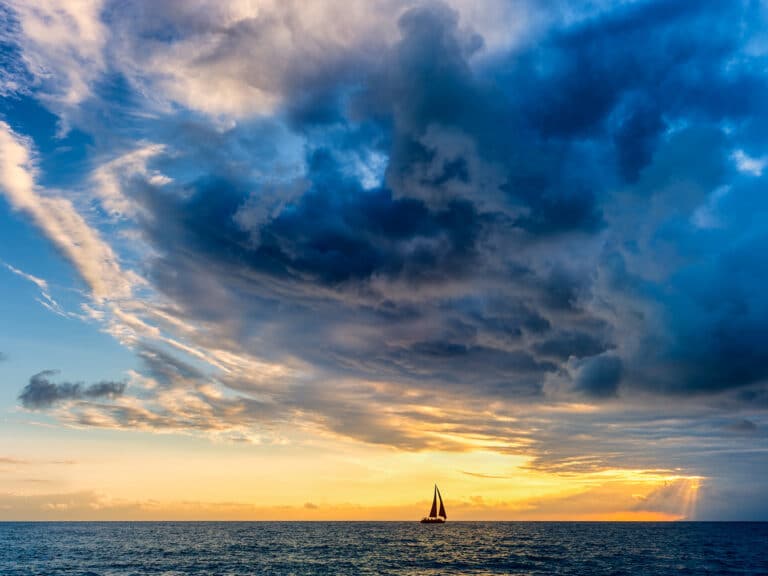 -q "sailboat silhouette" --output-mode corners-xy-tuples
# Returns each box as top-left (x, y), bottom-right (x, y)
(420, 484), (447, 523)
